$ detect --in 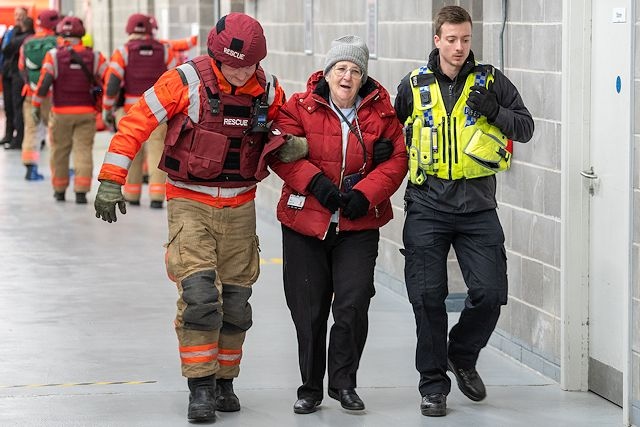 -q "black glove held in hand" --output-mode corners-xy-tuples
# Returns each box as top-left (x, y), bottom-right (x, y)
(341, 190), (369, 220)
(308, 173), (344, 212)
(466, 84), (499, 122)
(372, 137), (394, 165)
